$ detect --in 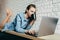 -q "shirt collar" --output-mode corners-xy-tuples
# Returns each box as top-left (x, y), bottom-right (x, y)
(23, 12), (29, 22)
